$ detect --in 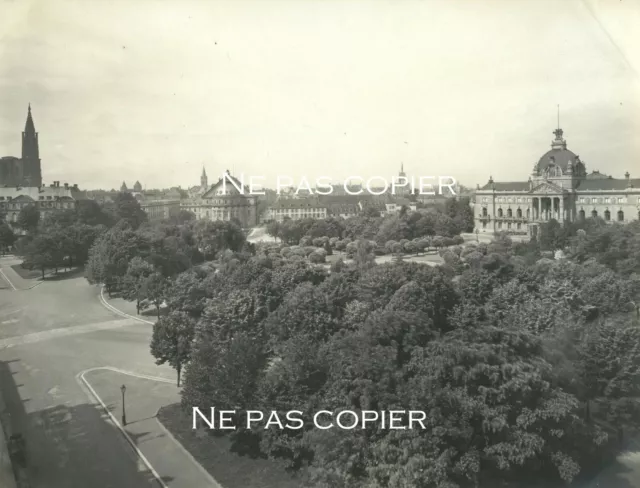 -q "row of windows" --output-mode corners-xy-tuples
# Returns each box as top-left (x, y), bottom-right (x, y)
(483, 196), (630, 204)
(490, 197), (532, 204)
(481, 207), (634, 220)
(492, 222), (523, 230)
(0, 195), (65, 201)
(581, 209), (626, 221)
(0, 202), (73, 209)
(579, 197), (626, 204)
